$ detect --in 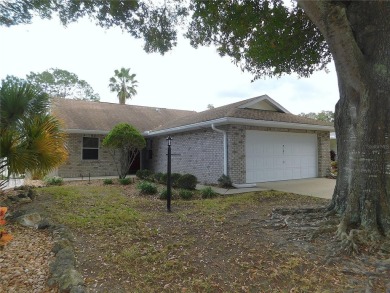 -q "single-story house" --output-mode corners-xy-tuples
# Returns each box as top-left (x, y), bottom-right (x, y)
(51, 95), (334, 185)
